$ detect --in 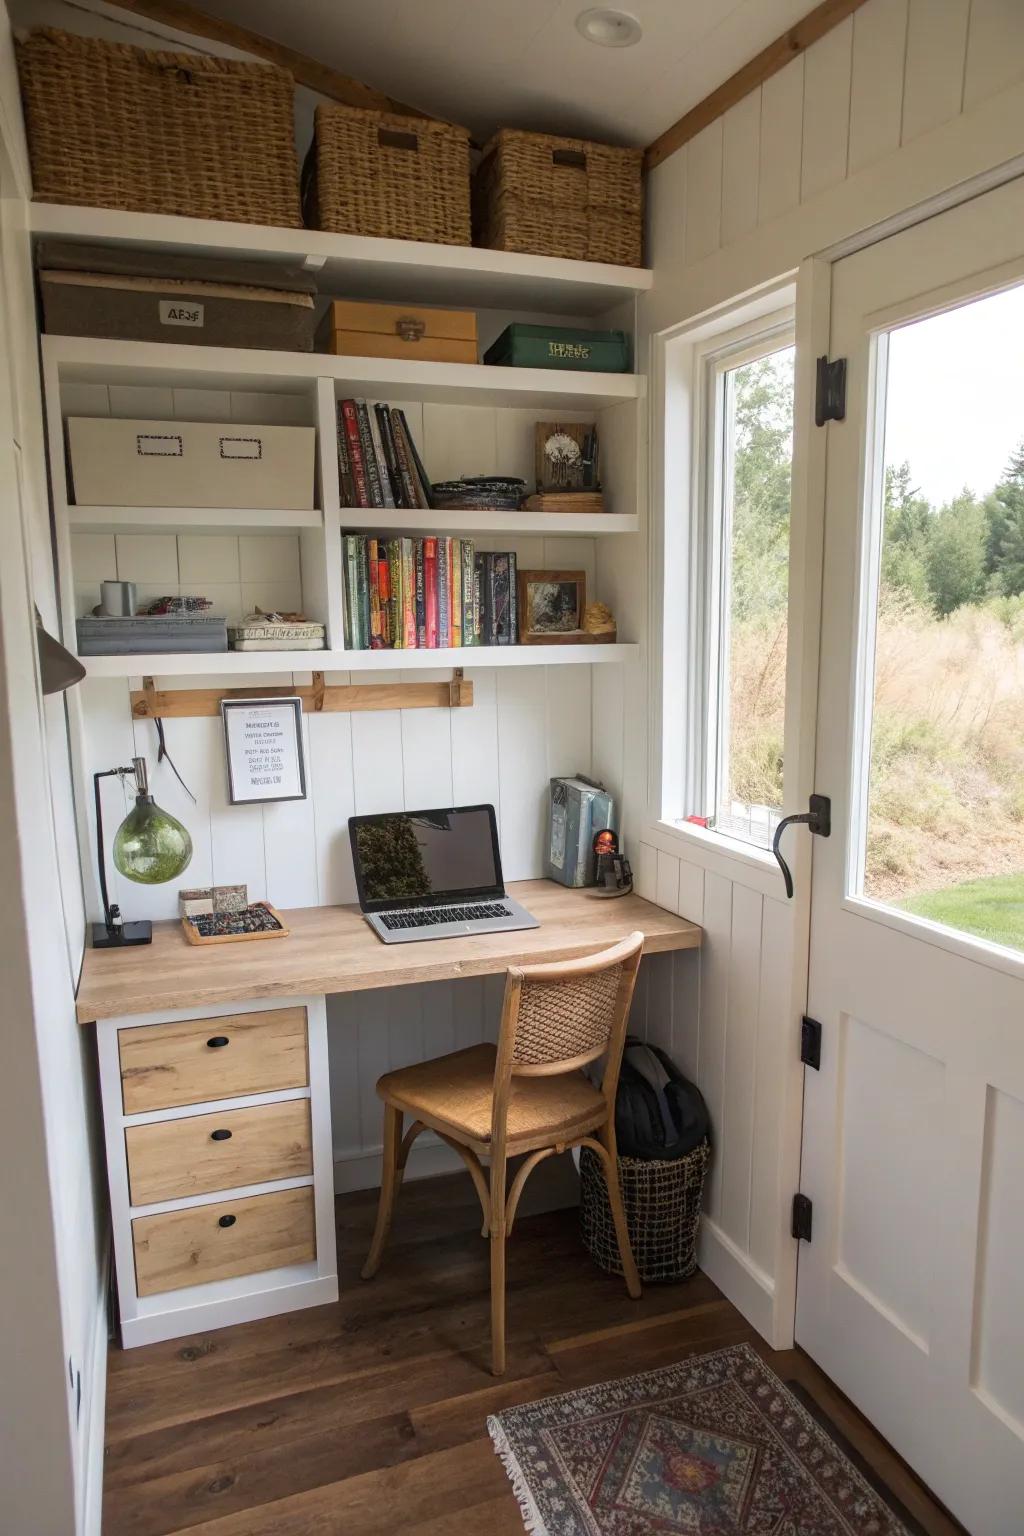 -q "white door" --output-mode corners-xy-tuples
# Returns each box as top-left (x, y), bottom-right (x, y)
(797, 177), (1024, 1536)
